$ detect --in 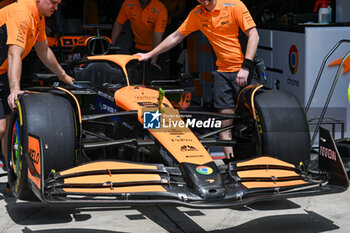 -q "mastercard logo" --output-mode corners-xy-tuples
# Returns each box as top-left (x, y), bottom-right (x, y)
(196, 166), (213, 175)
(289, 45), (299, 75)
